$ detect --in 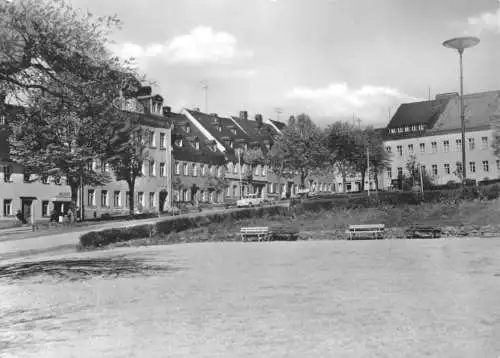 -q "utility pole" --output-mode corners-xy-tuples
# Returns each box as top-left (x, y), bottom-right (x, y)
(367, 145), (370, 197)
(201, 80), (208, 112)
